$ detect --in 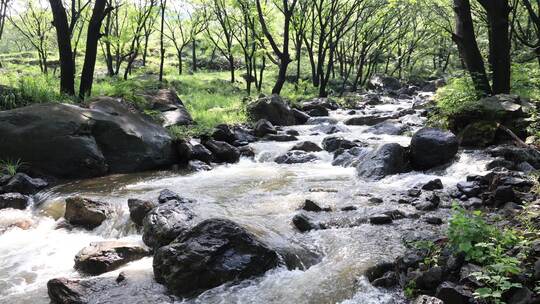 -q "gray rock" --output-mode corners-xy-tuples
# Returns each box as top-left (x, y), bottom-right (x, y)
(344, 115), (391, 126)
(64, 197), (111, 230)
(410, 128), (458, 170)
(356, 143), (409, 180)
(74, 241), (150, 275)
(365, 121), (406, 135)
(146, 89), (194, 127)
(0, 193), (30, 210)
(253, 119), (277, 137)
(1, 173), (47, 195)
(293, 213), (319, 232)
(290, 141), (322, 152)
(247, 95), (296, 126)
(127, 199), (158, 226)
(435, 282), (474, 304)
(275, 151), (318, 164)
